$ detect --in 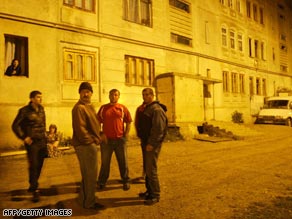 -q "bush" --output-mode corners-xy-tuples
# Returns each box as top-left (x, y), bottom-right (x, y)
(232, 111), (244, 123)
